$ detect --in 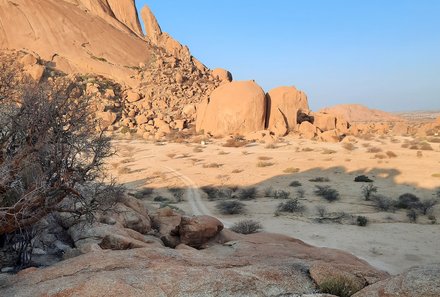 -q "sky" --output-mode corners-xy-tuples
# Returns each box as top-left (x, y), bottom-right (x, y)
(136, 0), (440, 112)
